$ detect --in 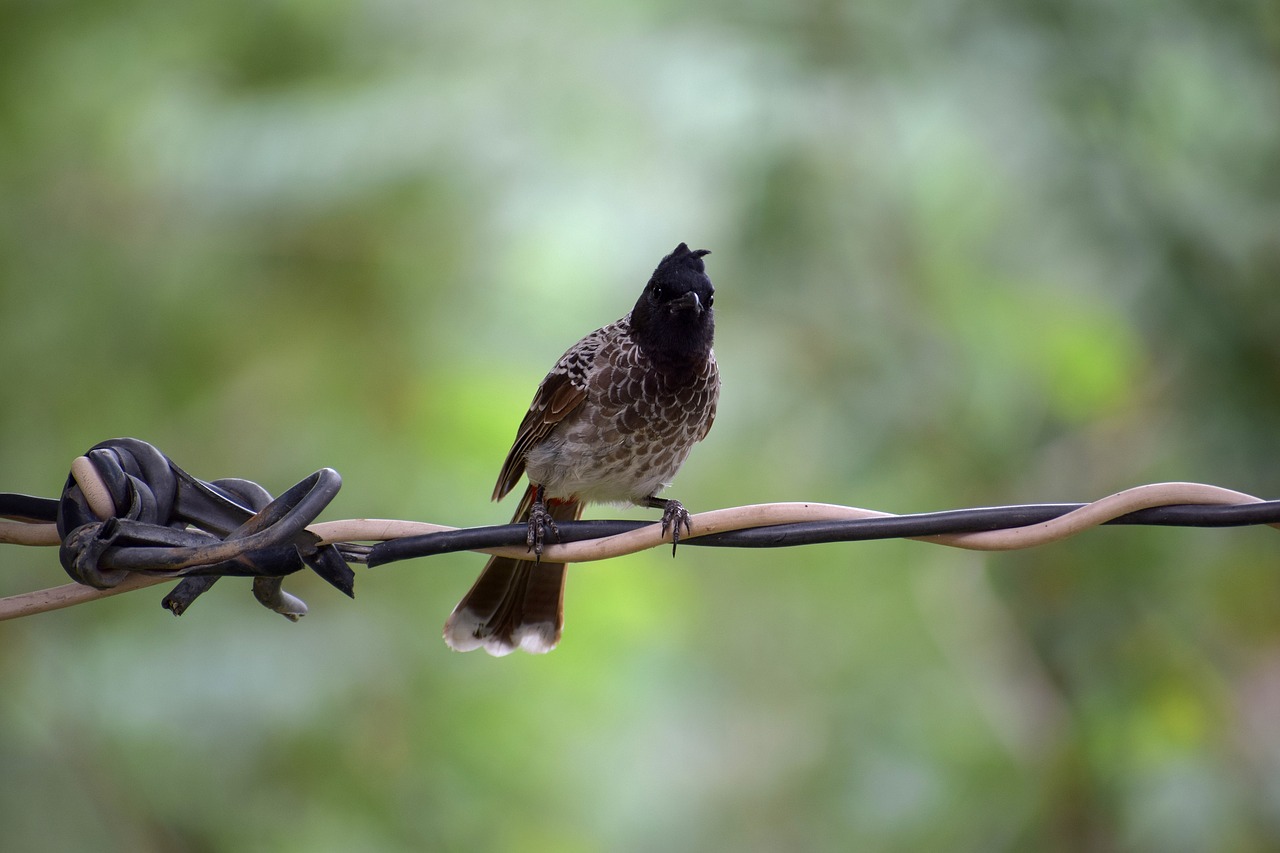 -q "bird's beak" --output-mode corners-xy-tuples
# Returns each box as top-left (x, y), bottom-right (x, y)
(669, 292), (703, 314)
